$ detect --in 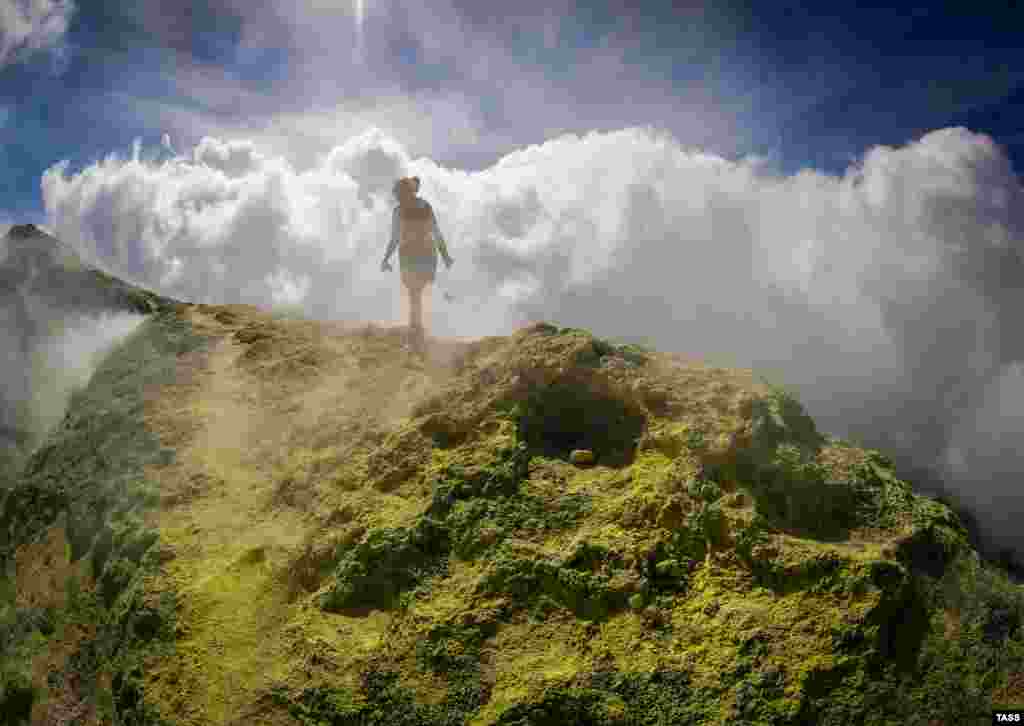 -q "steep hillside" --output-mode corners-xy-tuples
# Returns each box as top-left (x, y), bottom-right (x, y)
(1, 301), (1022, 725)
(0, 224), (177, 476)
